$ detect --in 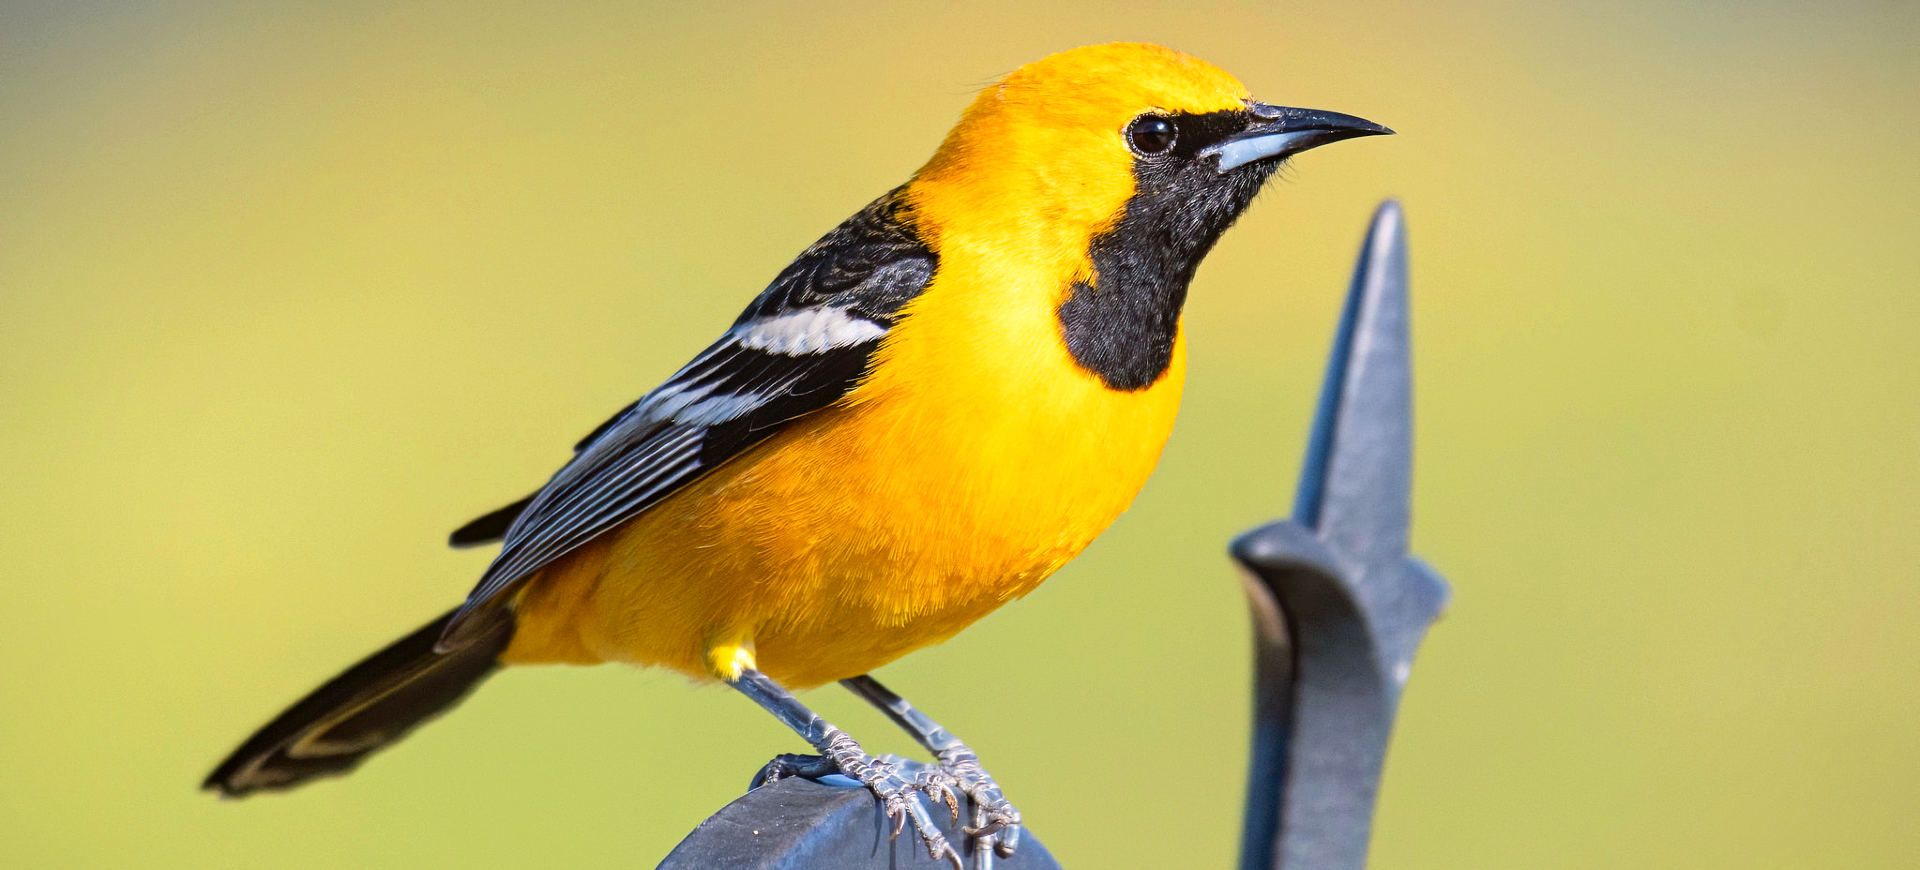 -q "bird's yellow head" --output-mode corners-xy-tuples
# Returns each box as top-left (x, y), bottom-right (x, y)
(913, 43), (1255, 241)
(903, 43), (1390, 390)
